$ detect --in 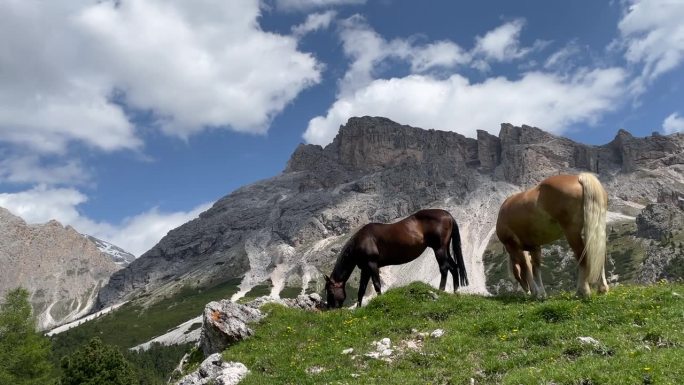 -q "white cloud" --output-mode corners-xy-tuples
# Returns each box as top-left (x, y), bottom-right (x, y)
(0, 185), (211, 256)
(473, 19), (546, 63)
(0, 155), (89, 186)
(336, 15), (470, 96)
(663, 113), (684, 134)
(304, 18), (627, 145)
(0, 185), (88, 225)
(89, 203), (212, 257)
(544, 42), (582, 71)
(410, 41), (471, 72)
(0, 0), (321, 154)
(292, 10), (337, 37)
(276, 0), (365, 12)
(77, 0), (321, 137)
(618, 0), (684, 91)
(304, 69), (627, 145)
